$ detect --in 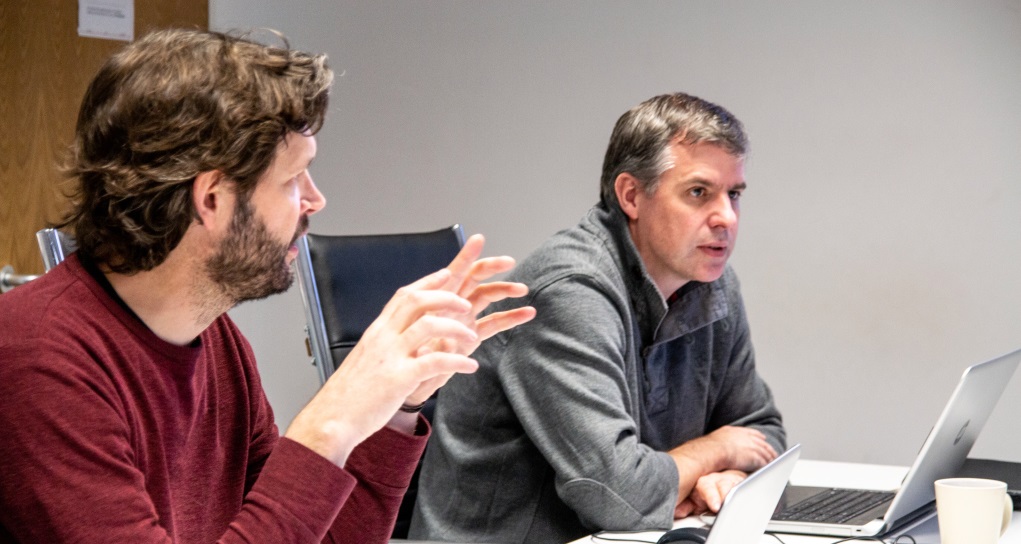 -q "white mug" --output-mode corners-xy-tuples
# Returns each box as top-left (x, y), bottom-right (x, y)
(935, 477), (1012, 544)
